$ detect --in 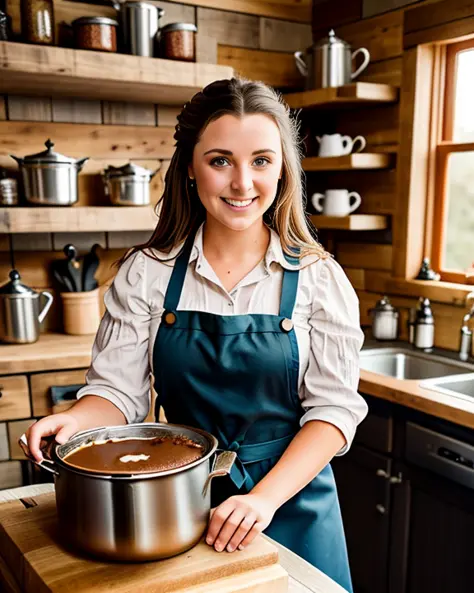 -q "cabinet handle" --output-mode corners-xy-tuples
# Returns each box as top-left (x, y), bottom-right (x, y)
(389, 472), (403, 485)
(376, 504), (386, 515)
(376, 468), (389, 479)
